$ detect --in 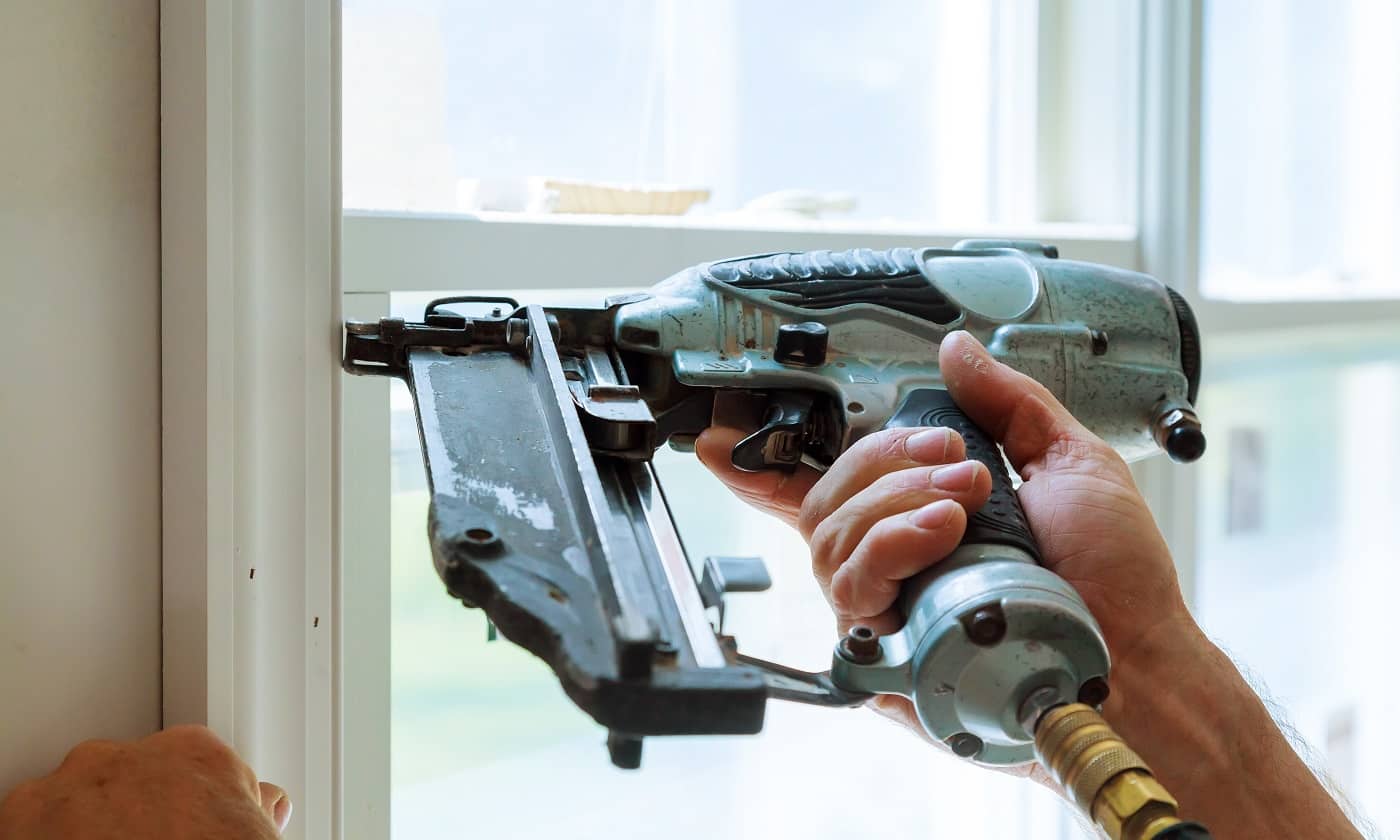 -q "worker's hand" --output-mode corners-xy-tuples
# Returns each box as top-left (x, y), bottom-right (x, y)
(0, 726), (292, 840)
(695, 332), (1192, 751)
